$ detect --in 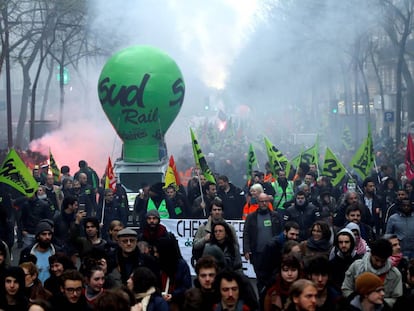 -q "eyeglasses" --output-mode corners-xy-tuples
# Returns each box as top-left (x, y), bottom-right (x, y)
(212, 208), (222, 211)
(64, 287), (83, 294)
(119, 238), (137, 244)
